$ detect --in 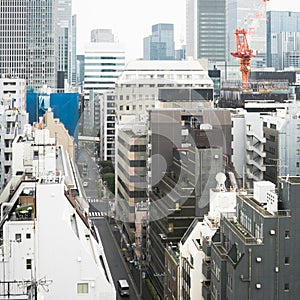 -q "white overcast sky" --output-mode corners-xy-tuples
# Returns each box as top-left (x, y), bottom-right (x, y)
(72, 0), (300, 62)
